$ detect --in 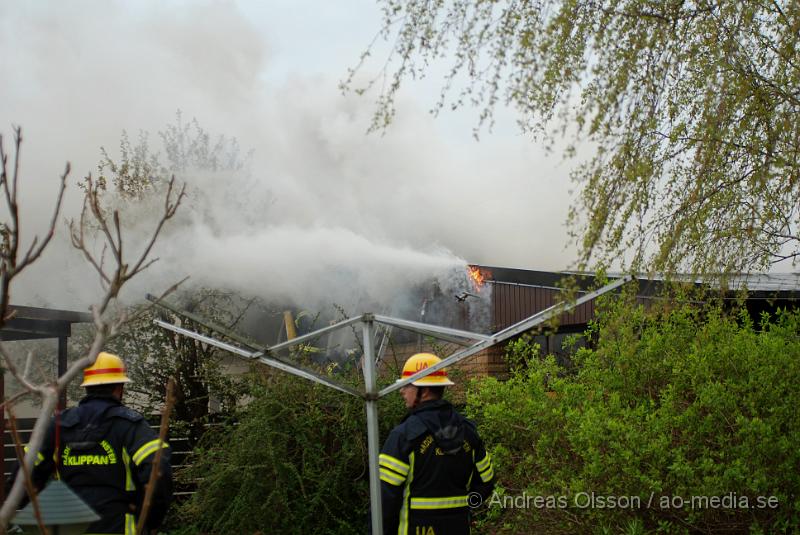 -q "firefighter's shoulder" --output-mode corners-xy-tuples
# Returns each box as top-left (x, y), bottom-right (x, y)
(60, 407), (81, 427)
(107, 406), (145, 422)
(394, 414), (428, 442)
(460, 416), (484, 442)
